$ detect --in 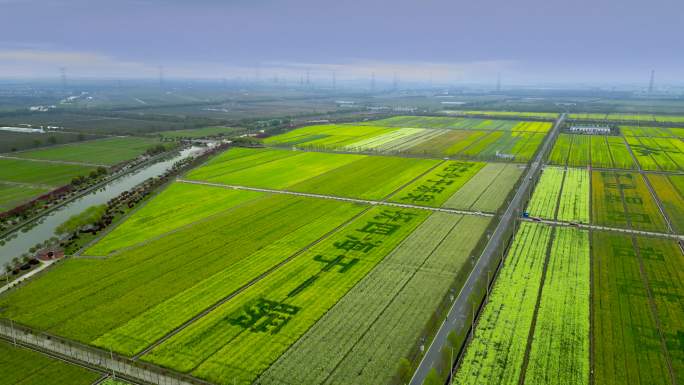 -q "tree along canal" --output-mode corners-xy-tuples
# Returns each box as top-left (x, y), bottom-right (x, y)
(0, 146), (205, 264)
